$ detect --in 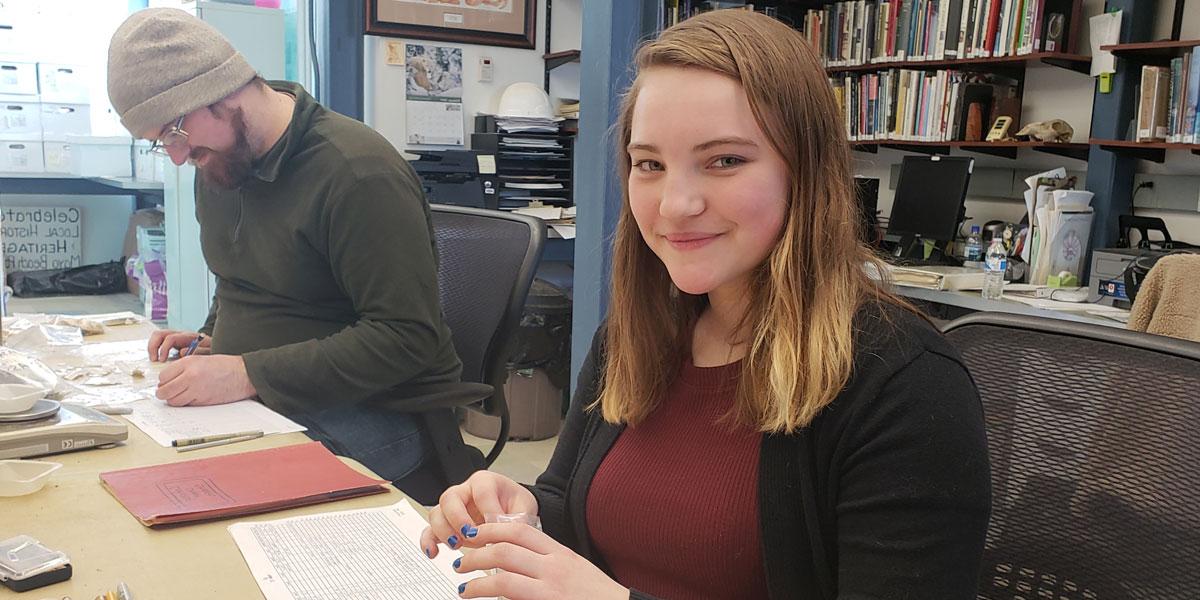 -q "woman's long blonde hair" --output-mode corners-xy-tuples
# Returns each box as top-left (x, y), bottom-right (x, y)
(598, 9), (902, 433)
